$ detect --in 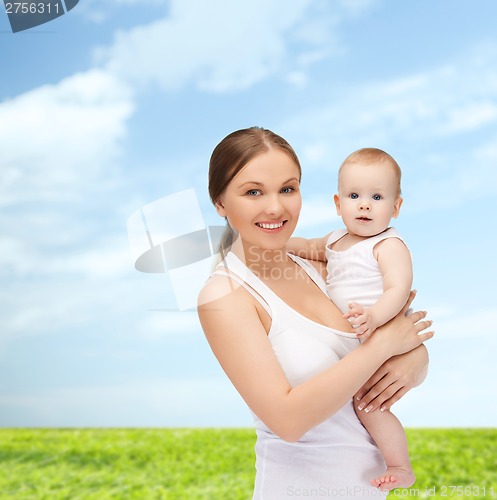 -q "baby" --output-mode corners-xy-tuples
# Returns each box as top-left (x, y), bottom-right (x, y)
(287, 148), (415, 492)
